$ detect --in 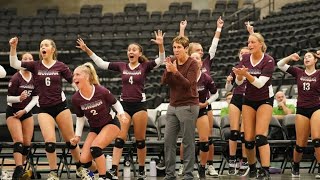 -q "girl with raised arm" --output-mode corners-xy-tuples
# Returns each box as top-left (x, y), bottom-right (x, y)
(9, 37), (85, 180)
(76, 30), (165, 180)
